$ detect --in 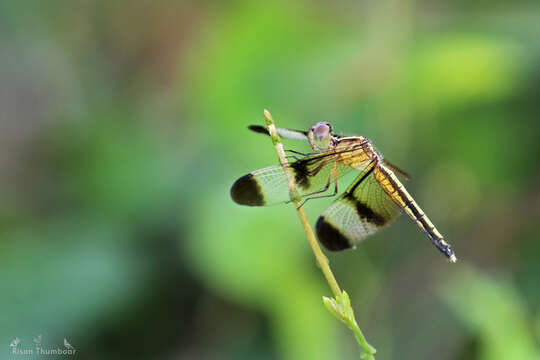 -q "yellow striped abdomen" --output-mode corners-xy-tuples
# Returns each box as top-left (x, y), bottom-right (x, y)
(374, 163), (456, 262)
